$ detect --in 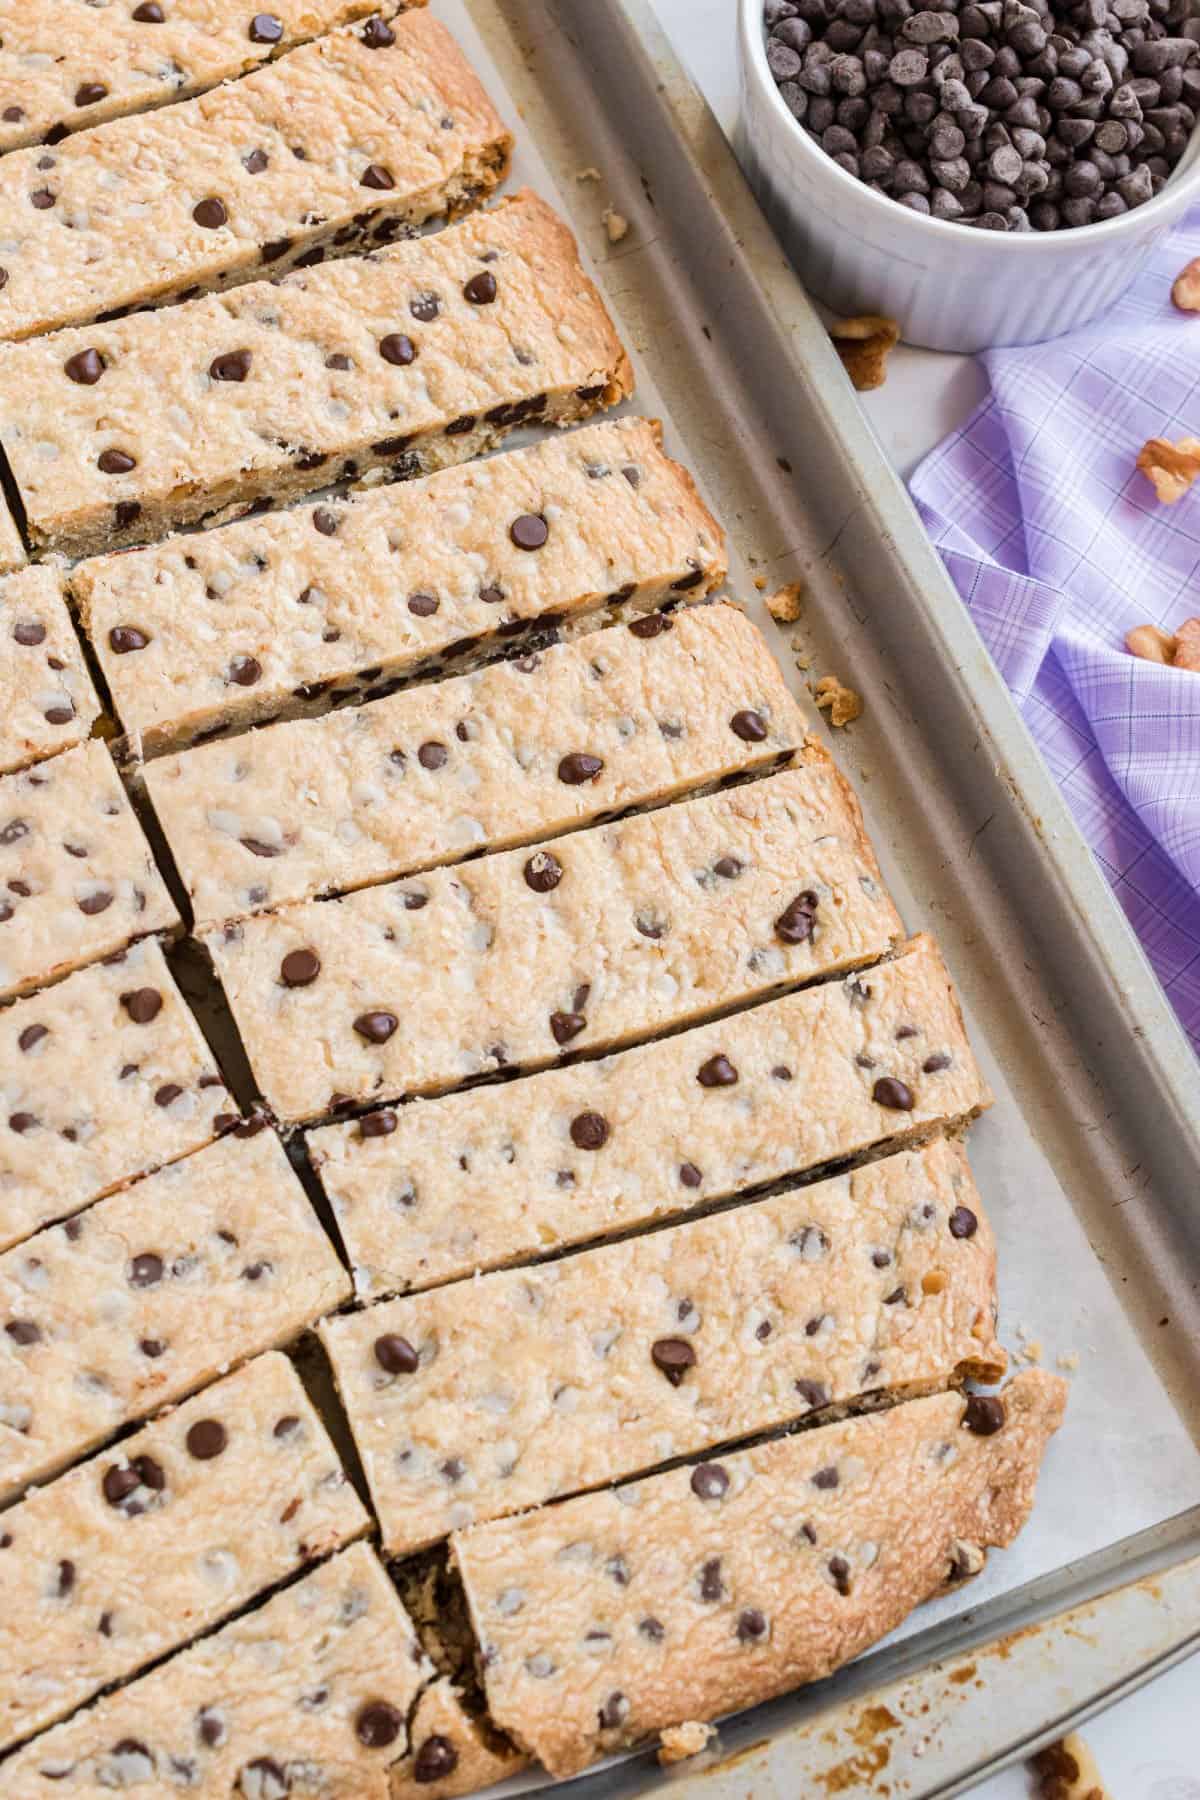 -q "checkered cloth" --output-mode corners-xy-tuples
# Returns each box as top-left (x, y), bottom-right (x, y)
(909, 215), (1200, 1056)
